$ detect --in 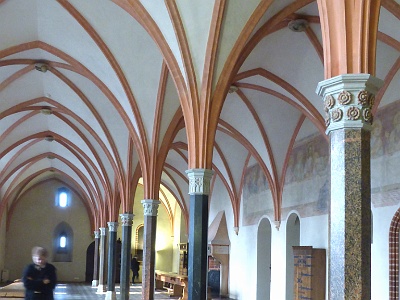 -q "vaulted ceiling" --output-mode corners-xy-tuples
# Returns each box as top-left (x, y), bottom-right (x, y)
(0, 0), (399, 230)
